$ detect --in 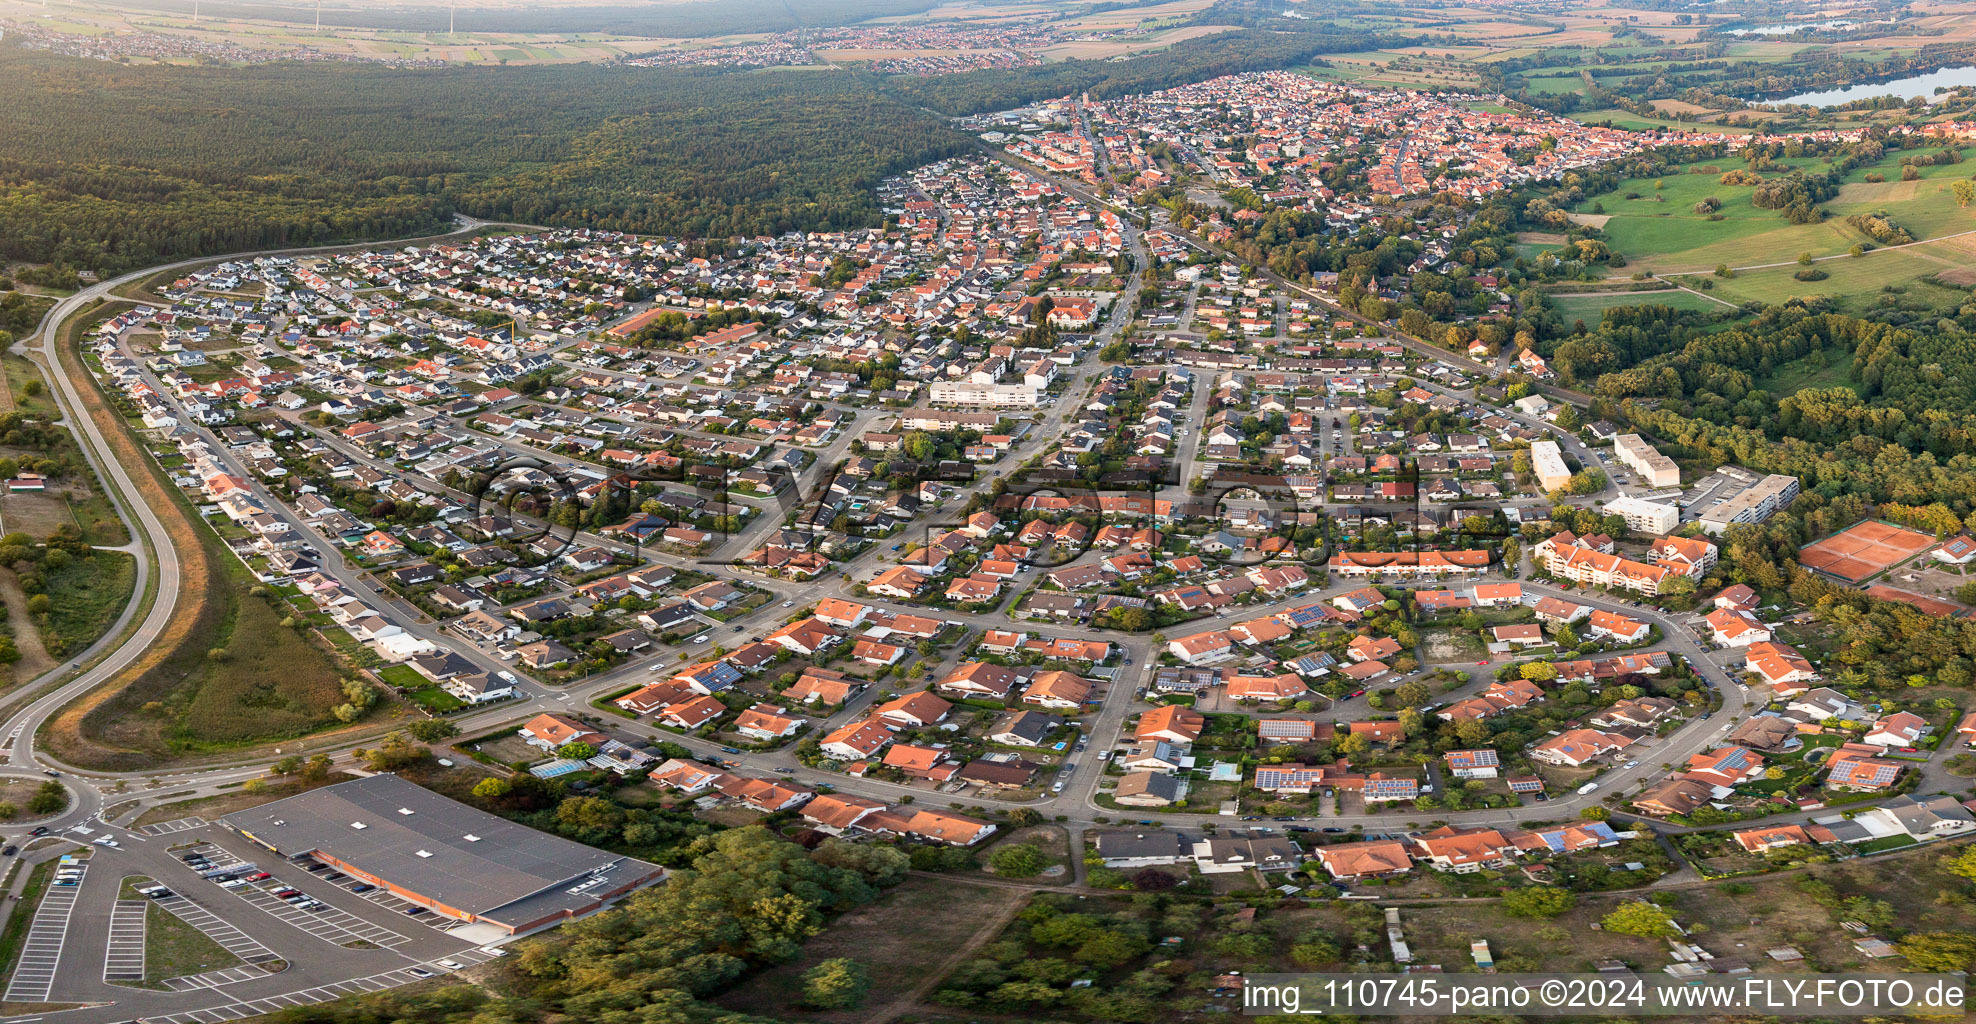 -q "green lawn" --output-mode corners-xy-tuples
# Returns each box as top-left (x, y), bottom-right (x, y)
(140, 901), (243, 985)
(1756, 342), (1857, 395)
(1573, 108), (1761, 133)
(1548, 290), (1728, 318)
(376, 664), (427, 689)
(405, 686), (465, 713)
